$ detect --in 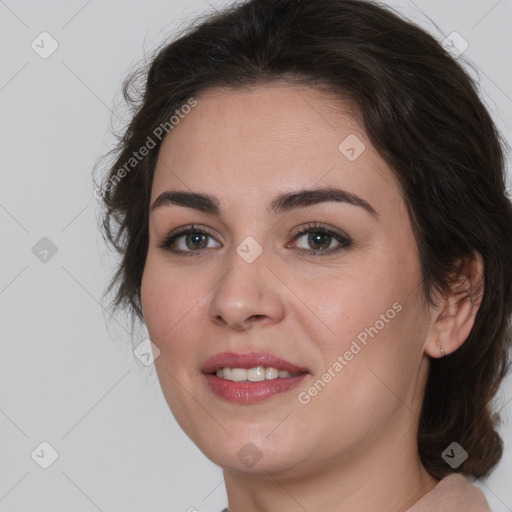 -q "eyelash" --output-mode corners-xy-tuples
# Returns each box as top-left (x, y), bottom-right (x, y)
(157, 222), (352, 258)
